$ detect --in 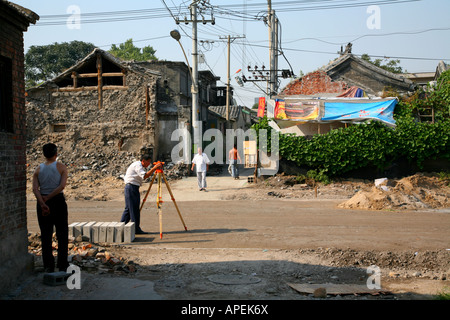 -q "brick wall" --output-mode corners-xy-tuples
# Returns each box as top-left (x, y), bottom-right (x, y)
(0, 9), (34, 297)
(281, 70), (347, 96)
